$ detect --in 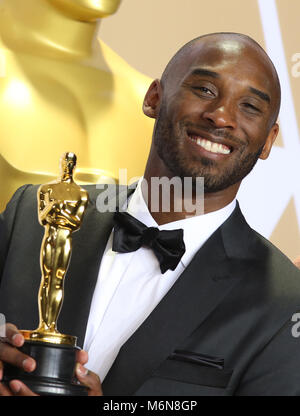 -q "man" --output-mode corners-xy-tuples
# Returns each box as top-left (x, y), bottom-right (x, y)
(1, 32), (300, 396)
